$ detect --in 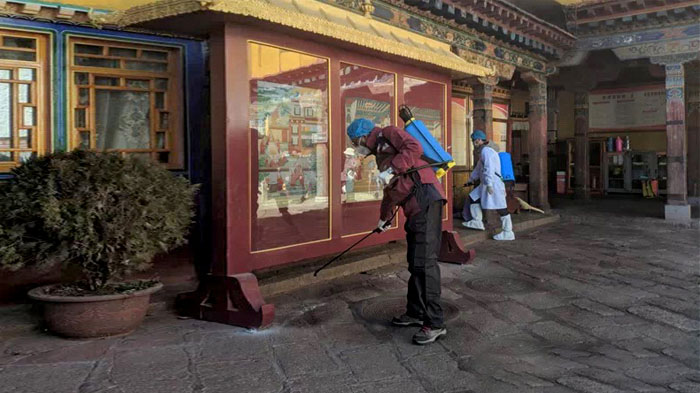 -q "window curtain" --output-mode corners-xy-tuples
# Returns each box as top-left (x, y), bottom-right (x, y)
(95, 90), (150, 150)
